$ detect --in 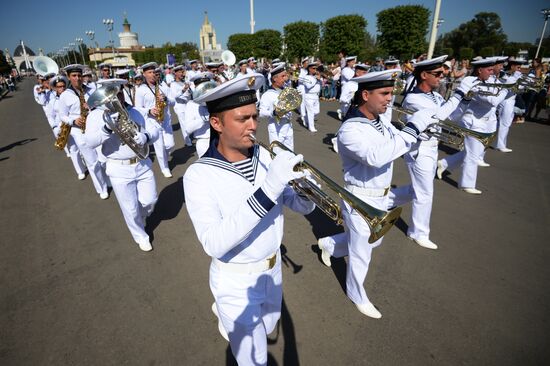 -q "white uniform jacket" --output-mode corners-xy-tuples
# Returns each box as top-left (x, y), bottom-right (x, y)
(170, 81), (191, 114)
(84, 105), (160, 158)
(44, 93), (62, 130)
(341, 67), (355, 85)
(184, 100), (210, 139)
(183, 138), (315, 263)
(339, 80), (358, 105)
(461, 77), (508, 133)
(134, 82), (175, 125)
(58, 85), (93, 127)
(337, 108), (418, 209)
